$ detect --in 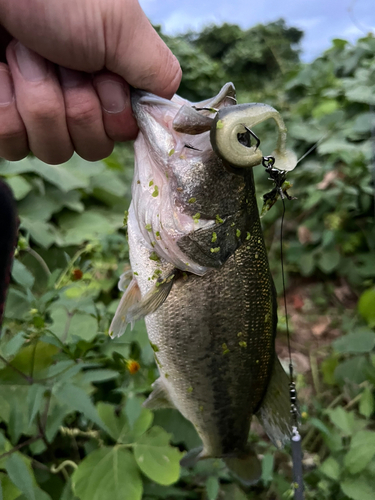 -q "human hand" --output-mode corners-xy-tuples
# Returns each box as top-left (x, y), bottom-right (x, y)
(0, 0), (181, 164)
